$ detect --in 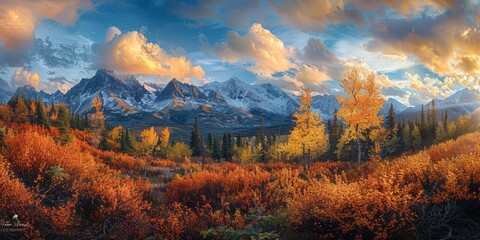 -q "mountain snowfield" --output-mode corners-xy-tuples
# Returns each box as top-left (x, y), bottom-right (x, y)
(4, 69), (480, 129)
